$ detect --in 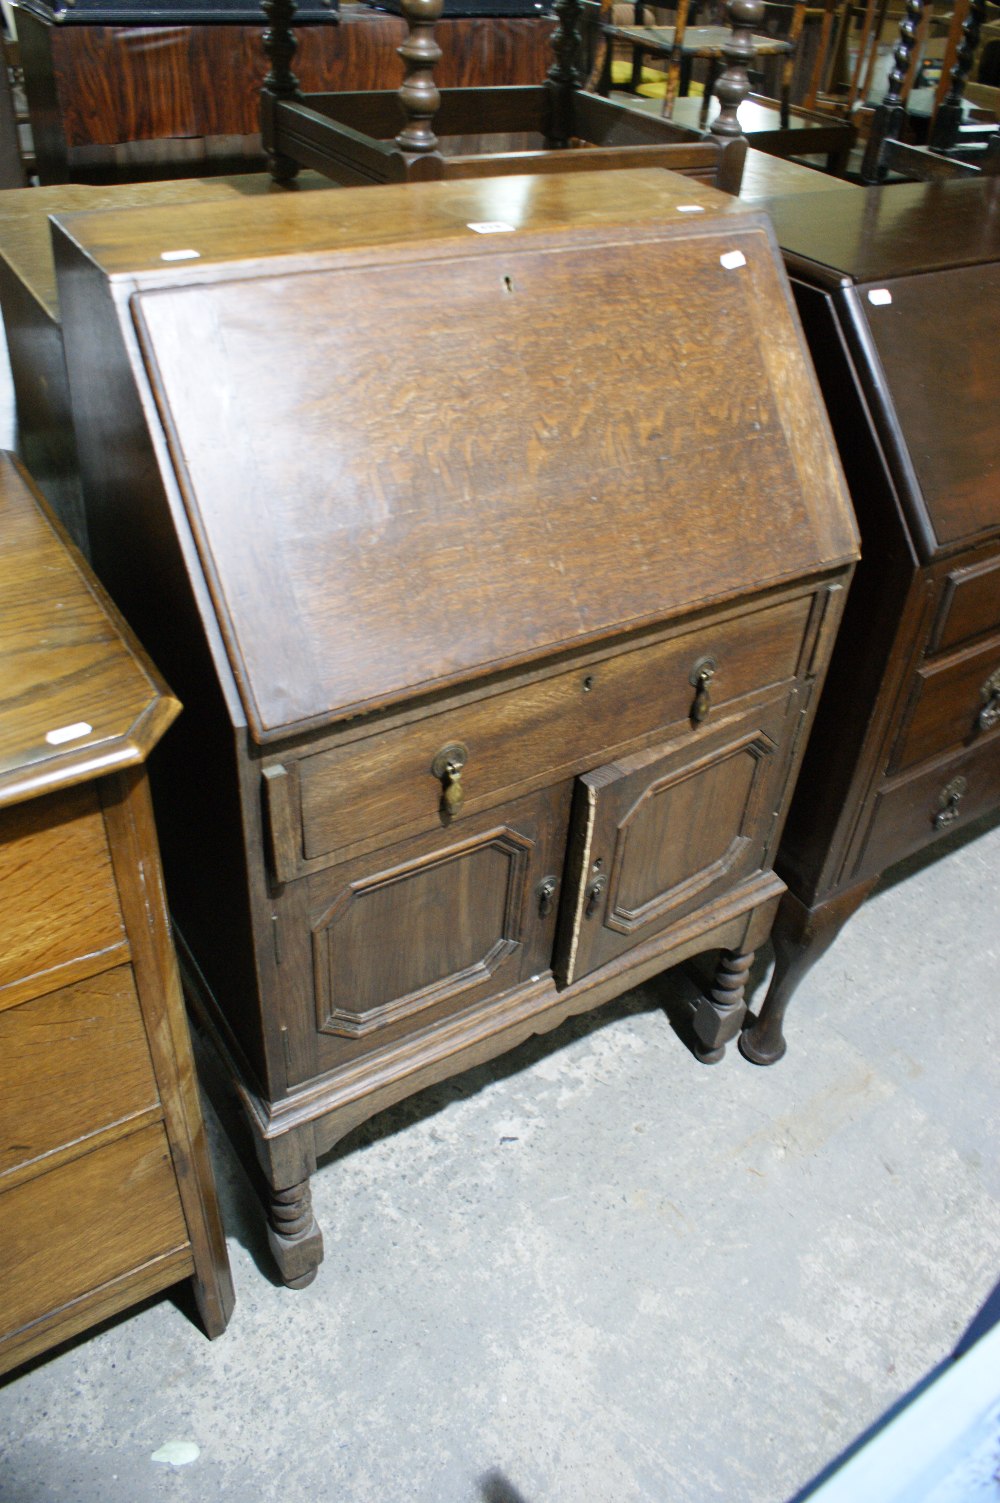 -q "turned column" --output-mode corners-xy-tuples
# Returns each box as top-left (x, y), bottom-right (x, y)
(693, 946), (756, 1063)
(931, 0), (986, 150)
(861, 0), (928, 180)
(262, 0), (302, 184)
(709, 0), (764, 141)
(396, 0), (445, 171)
(545, 0), (584, 147)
